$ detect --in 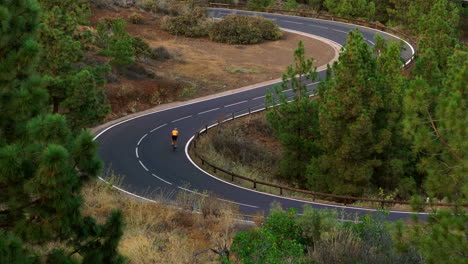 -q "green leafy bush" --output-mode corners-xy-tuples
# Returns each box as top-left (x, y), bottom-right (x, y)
(132, 36), (152, 59)
(161, 13), (211, 38)
(247, 0), (274, 9)
(283, 0), (299, 10)
(151, 46), (172, 61)
(128, 13), (144, 24)
(209, 15), (282, 44)
(97, 19), (135, 66)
